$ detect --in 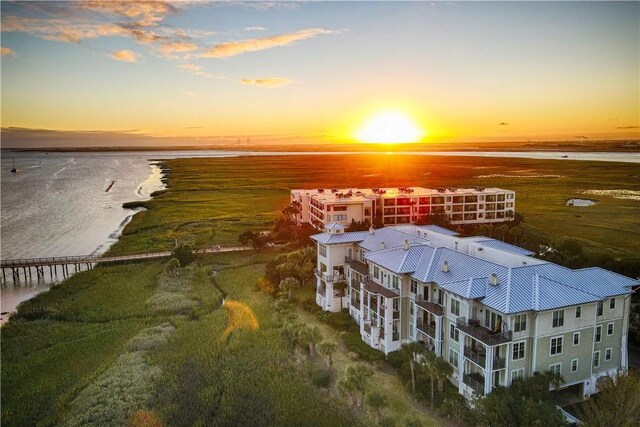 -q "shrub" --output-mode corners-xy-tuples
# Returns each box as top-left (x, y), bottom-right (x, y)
(172, 244), (194, 266)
